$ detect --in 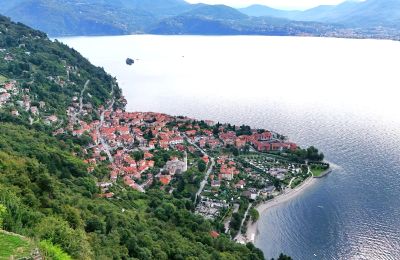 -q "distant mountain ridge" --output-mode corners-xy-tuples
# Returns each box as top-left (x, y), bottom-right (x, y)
(239, 0), (400, 29)
(0, 0), (399, 39)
